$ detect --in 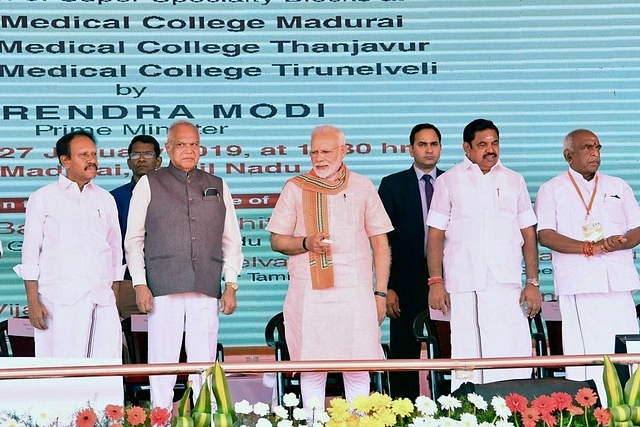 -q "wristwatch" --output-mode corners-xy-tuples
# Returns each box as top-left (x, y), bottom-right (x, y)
(526, 278), (540, 287)
(225, 281), (238, 291)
